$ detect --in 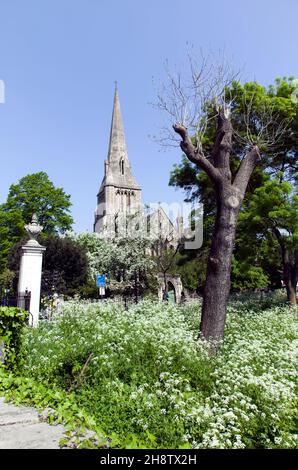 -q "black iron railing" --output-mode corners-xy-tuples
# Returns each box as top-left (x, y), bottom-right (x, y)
(1, 291), (31, 311)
